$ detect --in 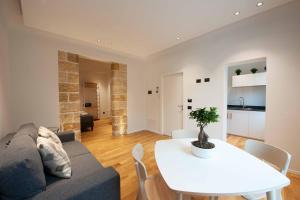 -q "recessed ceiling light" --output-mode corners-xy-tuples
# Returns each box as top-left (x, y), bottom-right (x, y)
(97, 39), (101, 43)
(176, 37), (180, 40)
(234, 11), (240, 16)
(257, 2), (264, 7)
